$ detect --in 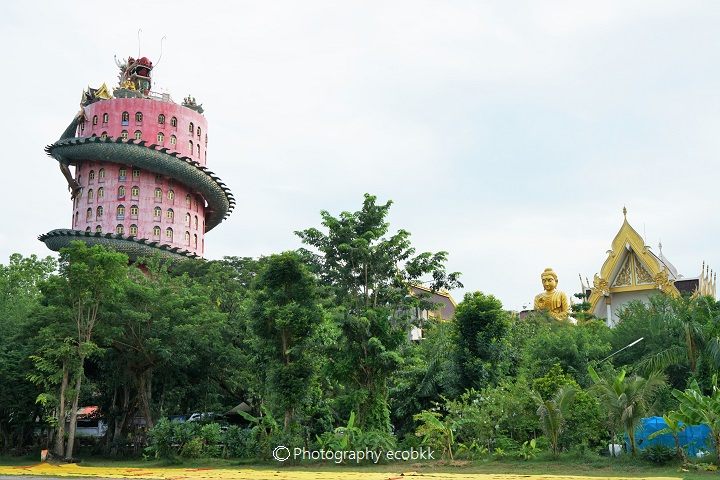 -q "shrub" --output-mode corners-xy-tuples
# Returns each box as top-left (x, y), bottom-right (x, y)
(641, 444), (676, 464)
